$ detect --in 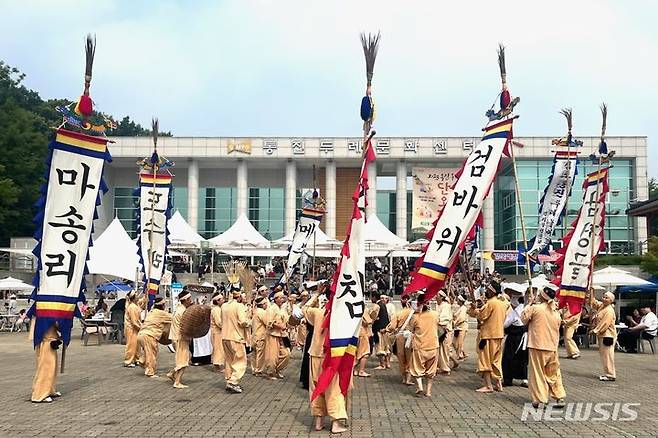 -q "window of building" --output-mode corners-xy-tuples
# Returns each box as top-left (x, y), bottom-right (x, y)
(249, 187), (285, 240)
(198, 187), (236, 239)
(114, 187), (138, 238)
